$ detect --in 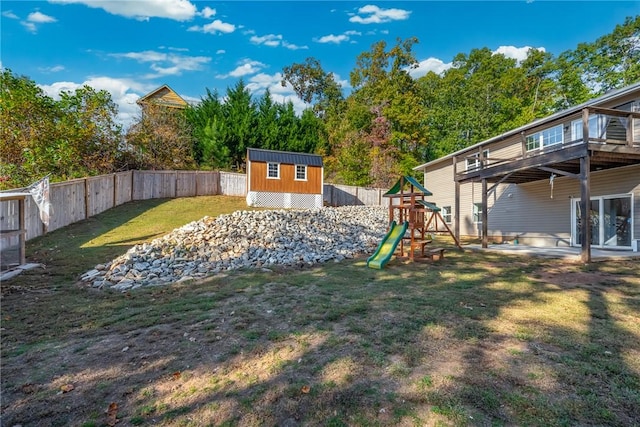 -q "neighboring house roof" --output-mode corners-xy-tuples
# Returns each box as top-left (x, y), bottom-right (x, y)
(247, 148), (323, 167)
(384, 175), (433, 196)
(414, 81), (640, 171)
(136, 84), (188, 109)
